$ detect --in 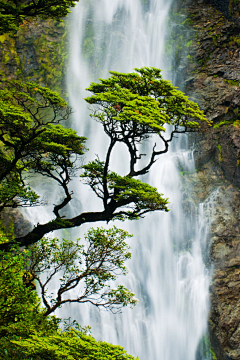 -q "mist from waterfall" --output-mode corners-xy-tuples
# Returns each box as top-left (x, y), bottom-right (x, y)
(63, 1), (212, 359)
(22, 1), (211, 359)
